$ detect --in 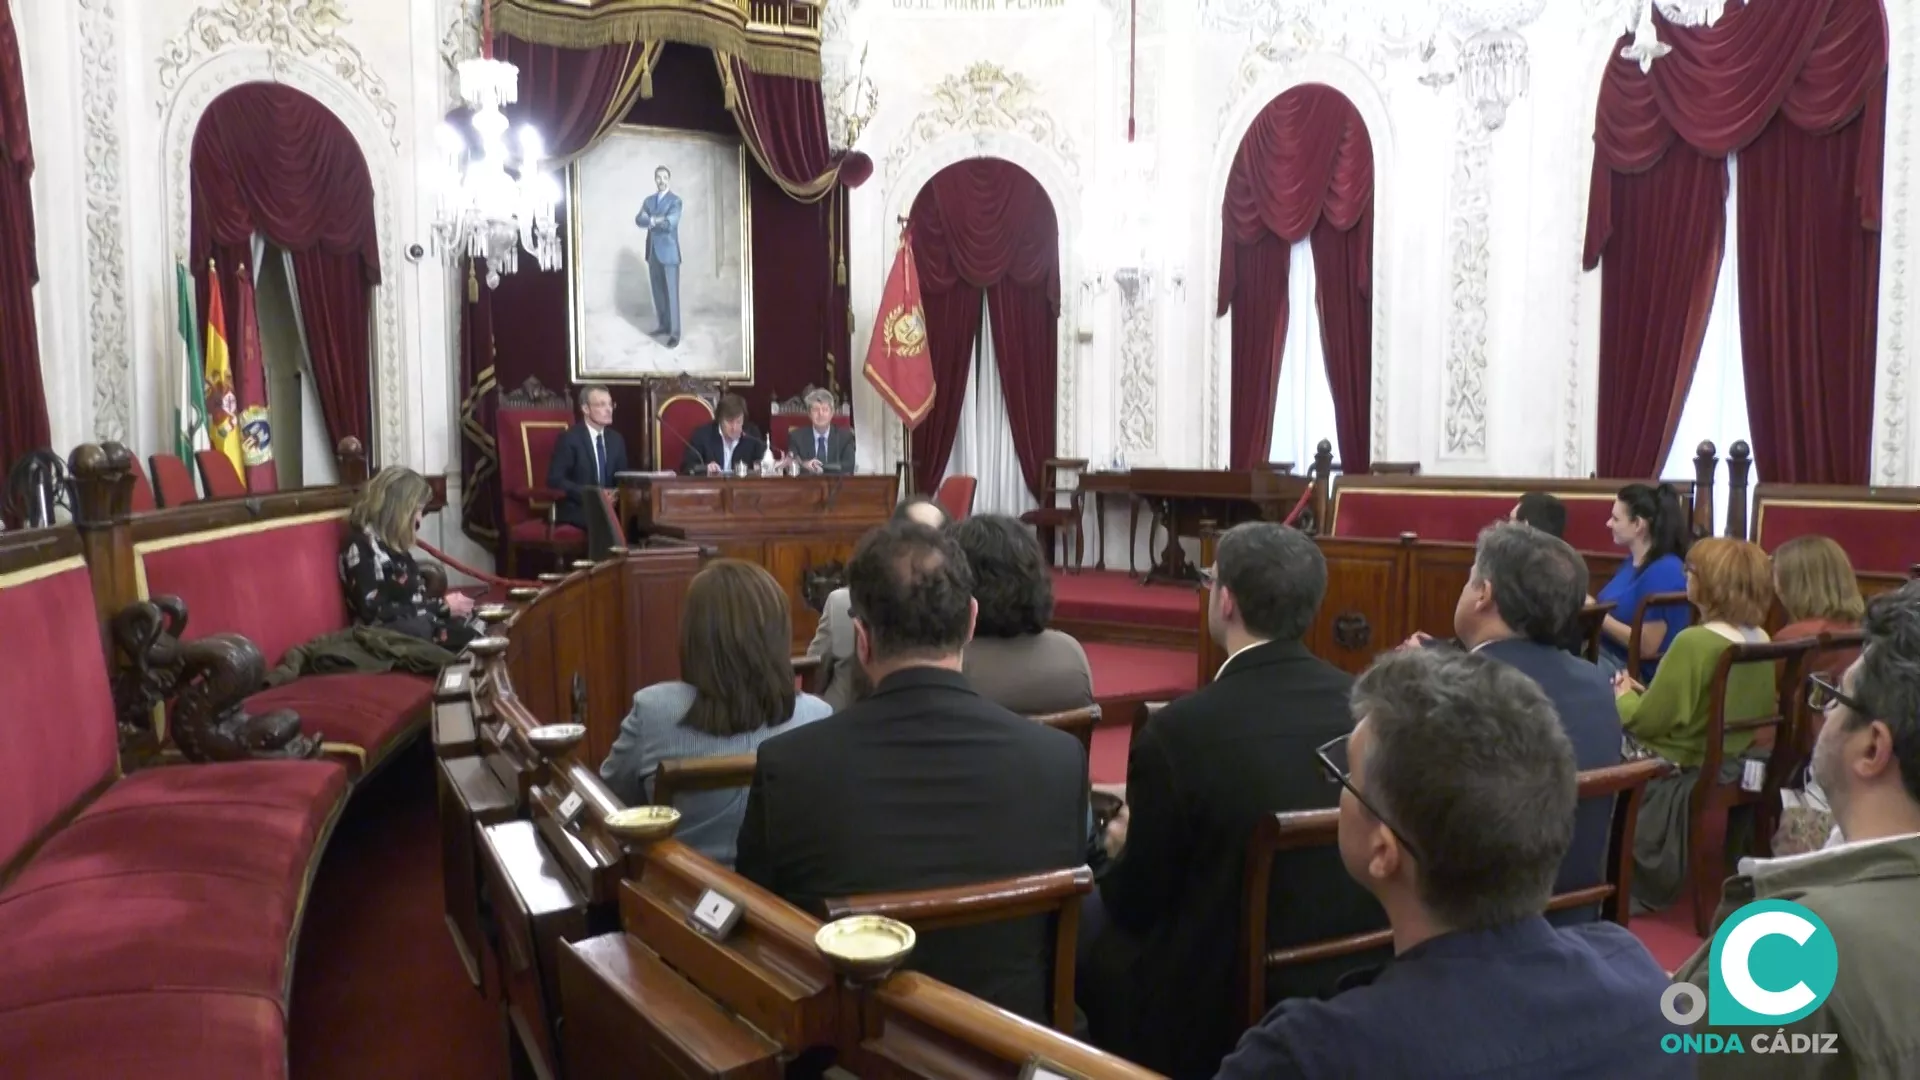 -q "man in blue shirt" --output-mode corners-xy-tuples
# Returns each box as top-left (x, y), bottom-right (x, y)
(1215, 648), (1686, 1079)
